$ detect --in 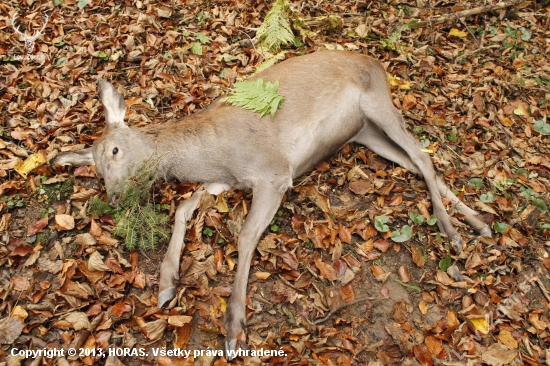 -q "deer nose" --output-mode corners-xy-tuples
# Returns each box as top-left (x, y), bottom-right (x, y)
(109, 194), (119, 207)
